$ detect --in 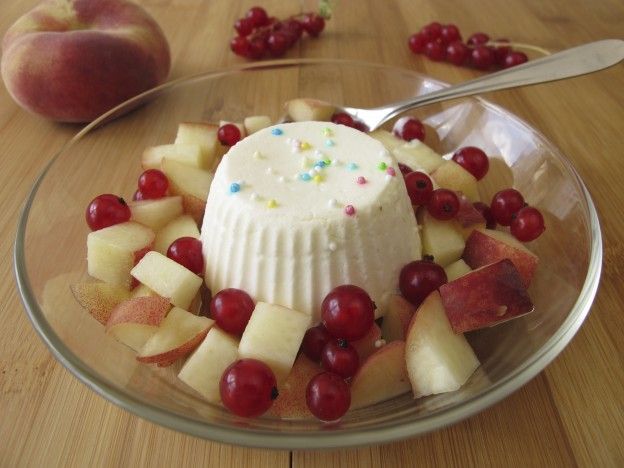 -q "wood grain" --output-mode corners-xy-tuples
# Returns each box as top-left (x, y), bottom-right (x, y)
(1, 0), (623, 467)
